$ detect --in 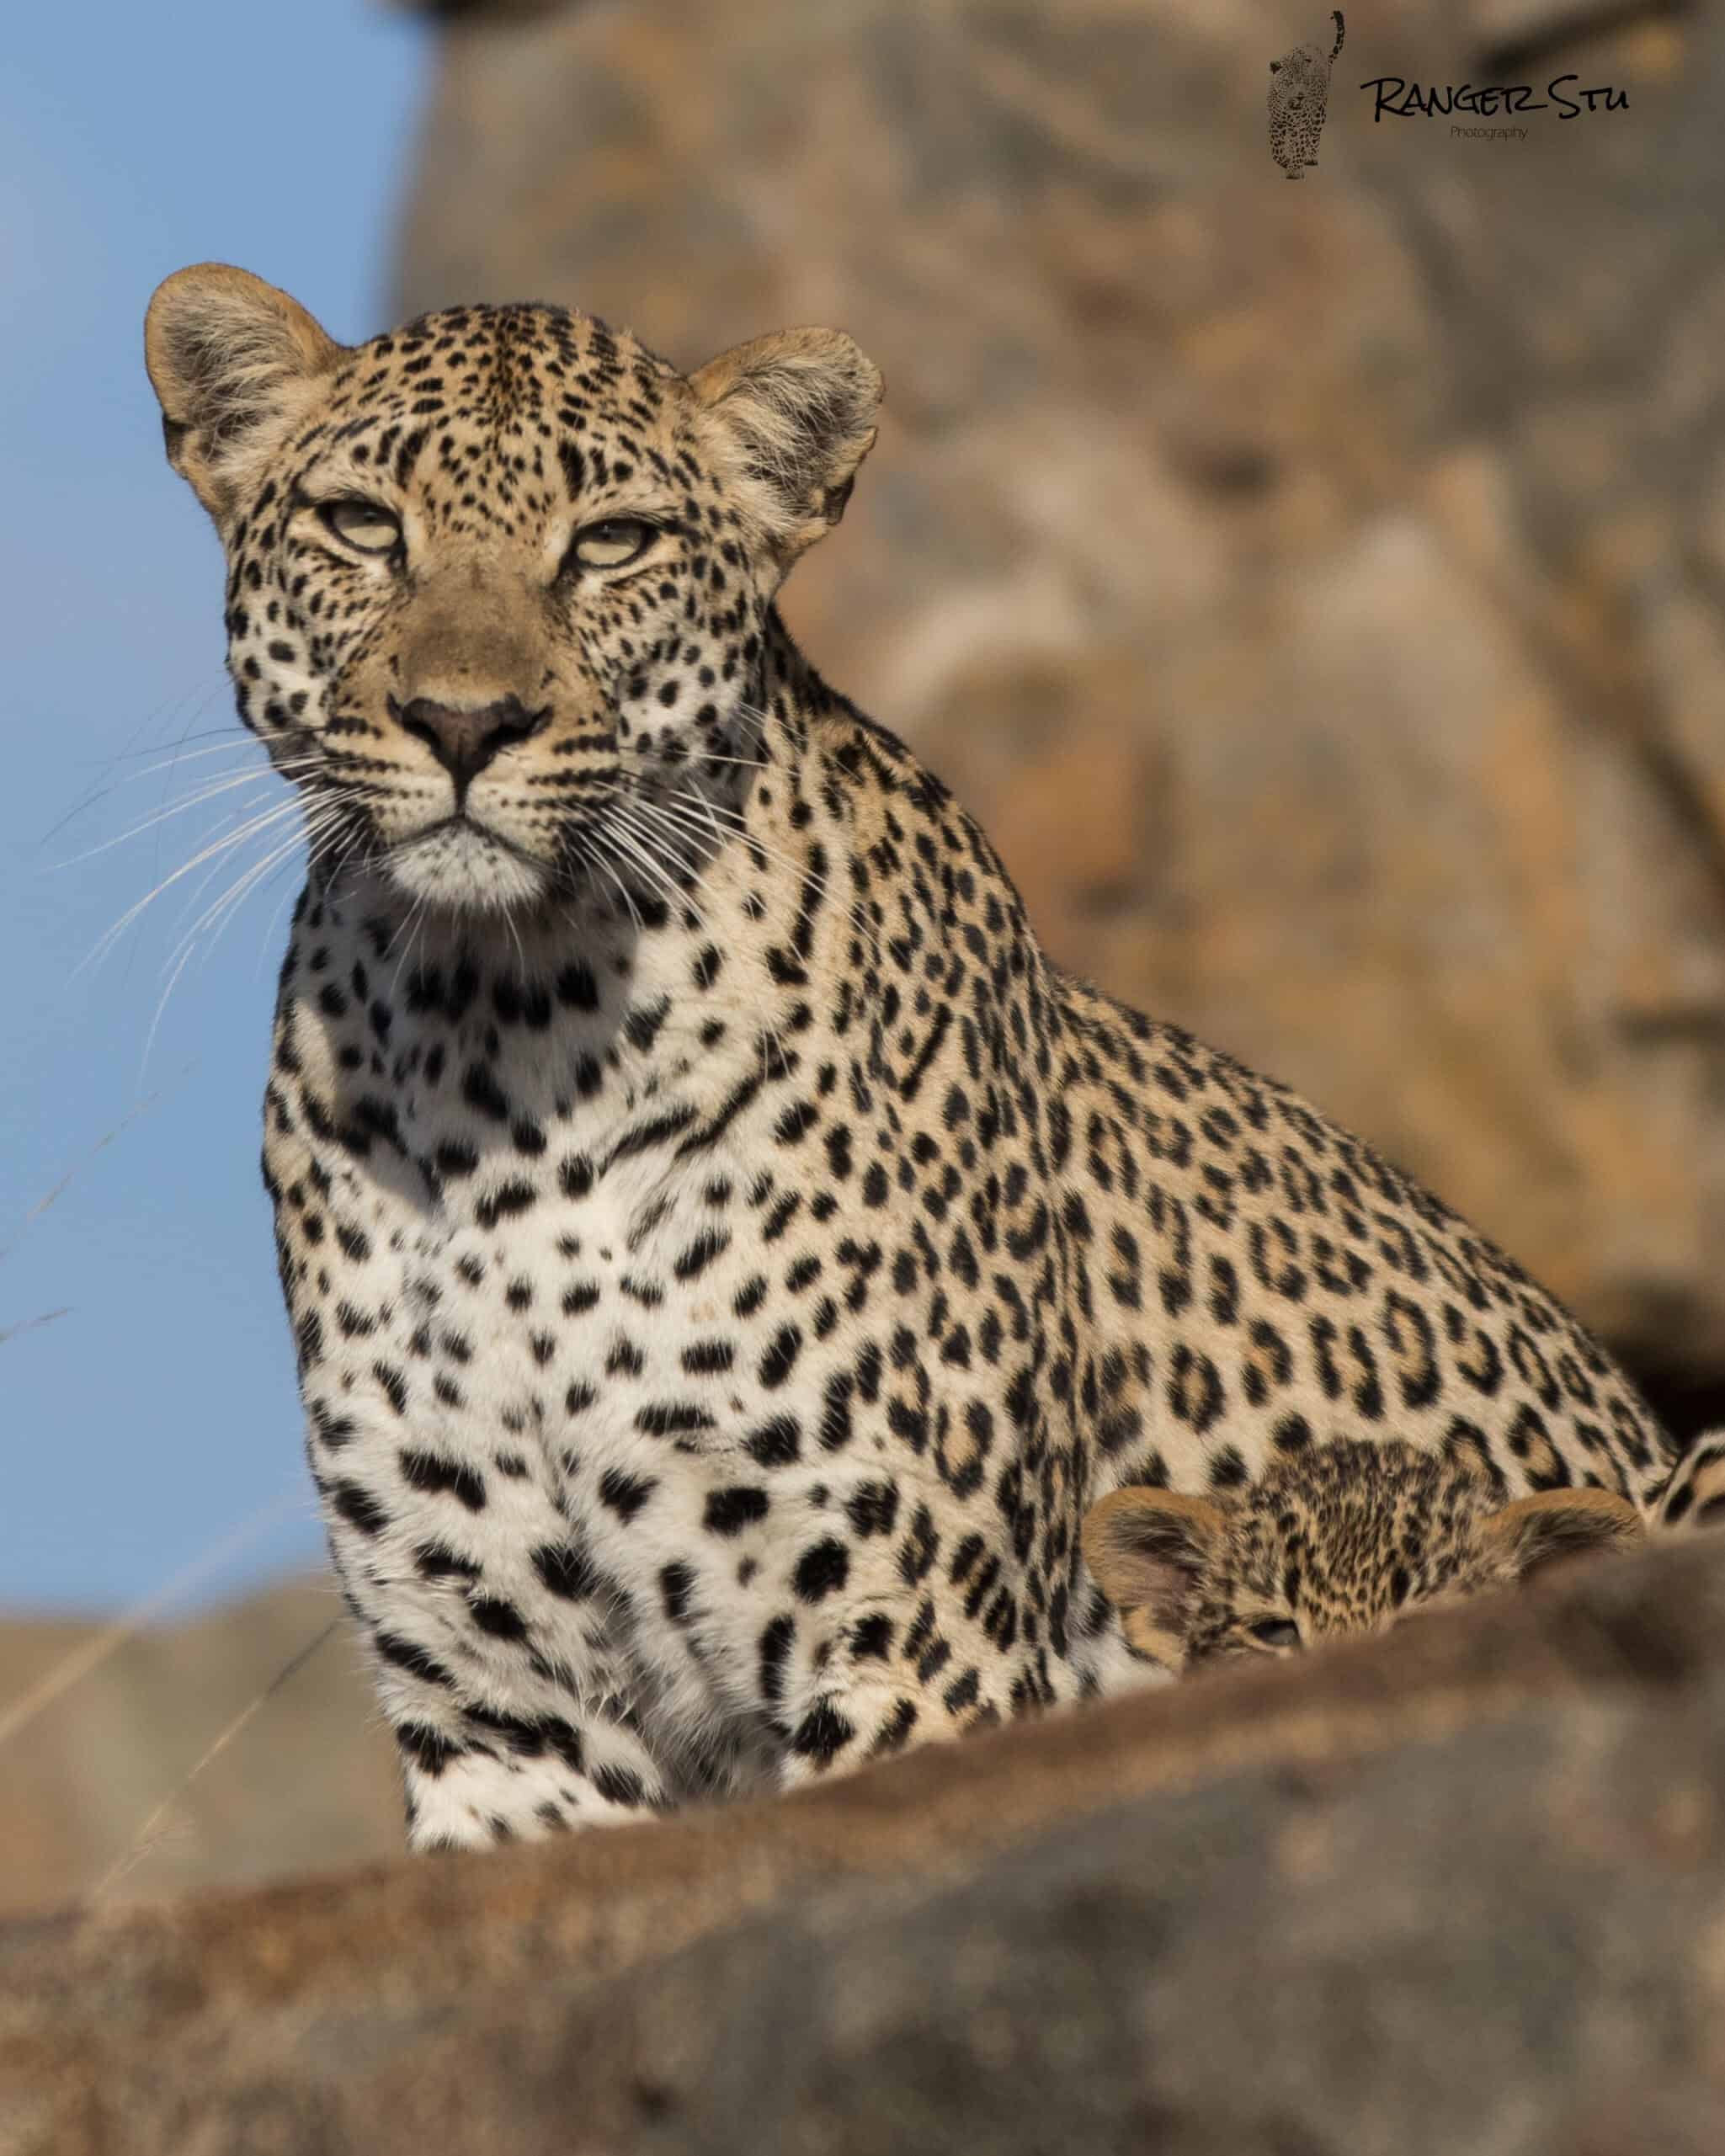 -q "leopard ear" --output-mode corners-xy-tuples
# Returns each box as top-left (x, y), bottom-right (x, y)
(145, 264), (343, 521)
(689, 327), (882, 571)
(1478, 1487), (1645, 1584)
(1082, 1488), (1227, 1669)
